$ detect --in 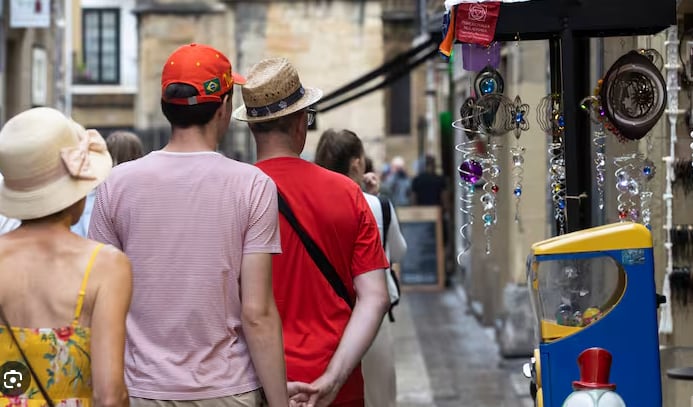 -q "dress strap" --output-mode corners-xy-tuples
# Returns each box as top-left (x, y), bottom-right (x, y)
(73, 243), (105, 325)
